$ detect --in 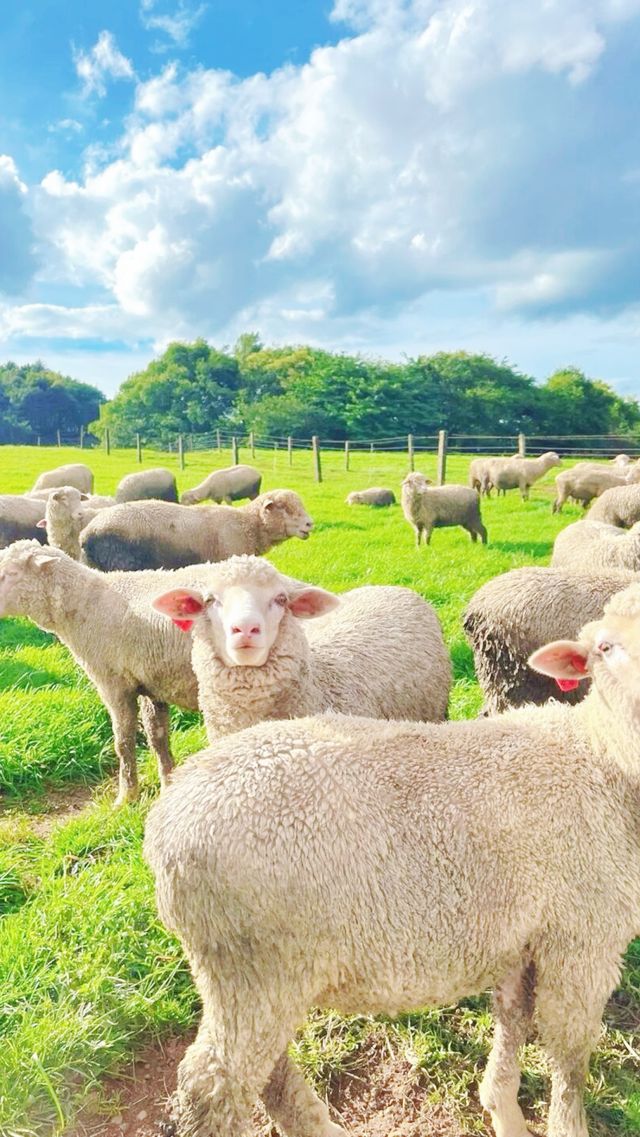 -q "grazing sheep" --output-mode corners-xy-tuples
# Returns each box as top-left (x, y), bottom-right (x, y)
(145, 587), (640, 1137)
(39, 486), (115, 559)
(463, 565), (634, 711)
(401, 472), (487, 546)
(612, 453), (631, 467)
(552, 462), (640, 513)
(468, 457), (501, 496)
(587, 483), (640, 528)
(115, 467), (178, 504)
(152, 556), (451, 737)
(487, 451), (560, 500)
(81, 490), (313, 571)
(0, 540), (246, 803)
(552, 520), (640, 572)
(181, 465), (262, 506)
(0, 495), (47, 548)
(346, 487), (396, 507)
(32, 463), (94, 494)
